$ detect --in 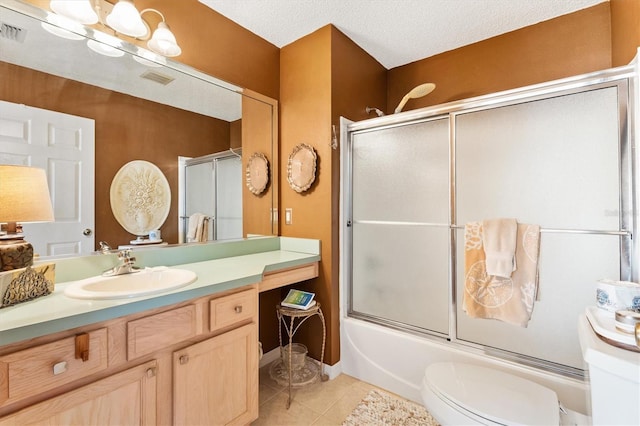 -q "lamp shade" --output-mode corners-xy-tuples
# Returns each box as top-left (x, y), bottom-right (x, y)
(106, 0), (147, 38)
(147, 22), (181, 57)
(50, 0), (99, 25)
(0, 165), (54, 223)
